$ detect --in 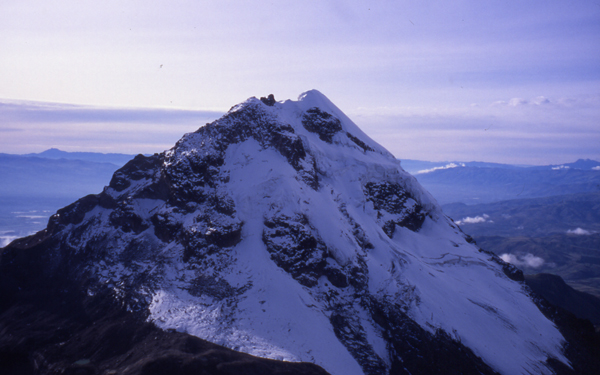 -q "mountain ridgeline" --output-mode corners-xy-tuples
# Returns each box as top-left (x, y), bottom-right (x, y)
(1, 91), (599, 375)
